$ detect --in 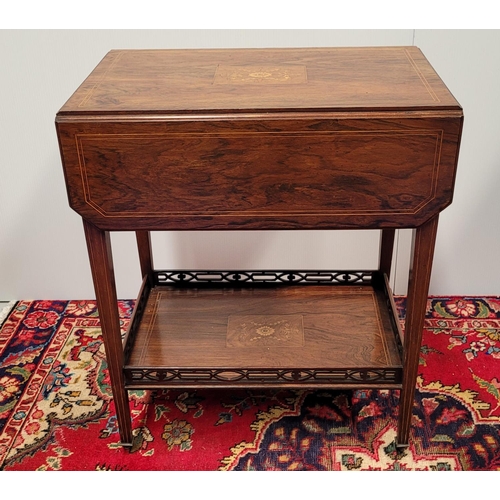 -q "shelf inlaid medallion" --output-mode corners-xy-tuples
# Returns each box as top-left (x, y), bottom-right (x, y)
(227, 315), (304, 347)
